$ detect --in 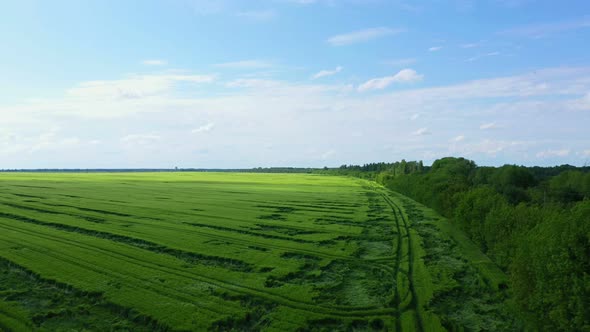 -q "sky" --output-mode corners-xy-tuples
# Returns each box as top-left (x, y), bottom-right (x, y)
(1, 0), (589, 169)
